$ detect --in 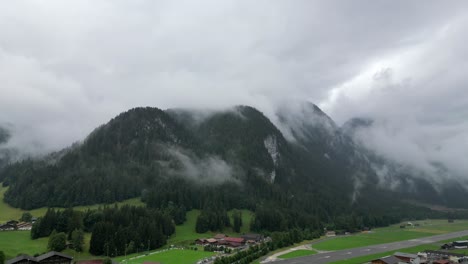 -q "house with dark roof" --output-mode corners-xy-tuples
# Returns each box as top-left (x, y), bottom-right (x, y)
(6, 252), (72, 264)
(371, 255), (406, 264)
(36, 251), (73, 264)
(241, 233), (263, 242)
(6, 255), (38, 264)
(393, 252), (419, 263)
